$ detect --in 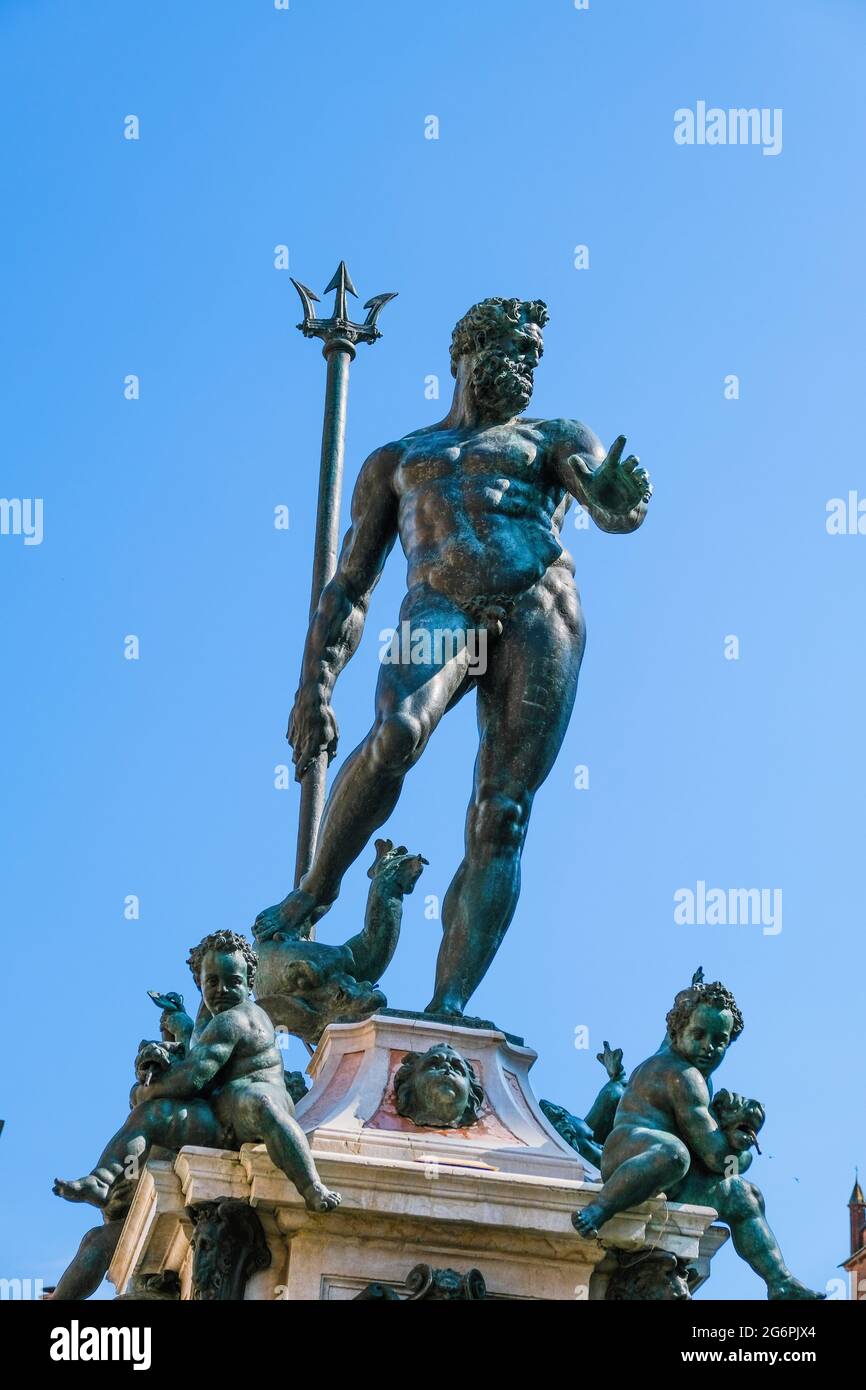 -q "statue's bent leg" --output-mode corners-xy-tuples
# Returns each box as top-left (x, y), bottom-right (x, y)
(49, 1220), (125, 1300)
(573, 1128), (690, 1237)
(53, 1098), (222, 1207)
(299, 588), (474, 913)
(428, 569), (585, 1014)
(712, 1177), (825, 1299)
(224, 1081), (341, 1212)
